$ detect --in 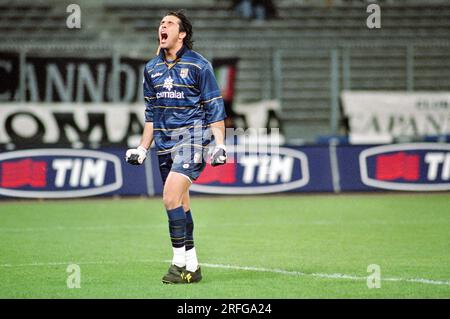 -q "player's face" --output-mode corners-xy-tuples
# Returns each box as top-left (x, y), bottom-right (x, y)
(158, 15), (185, 50)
